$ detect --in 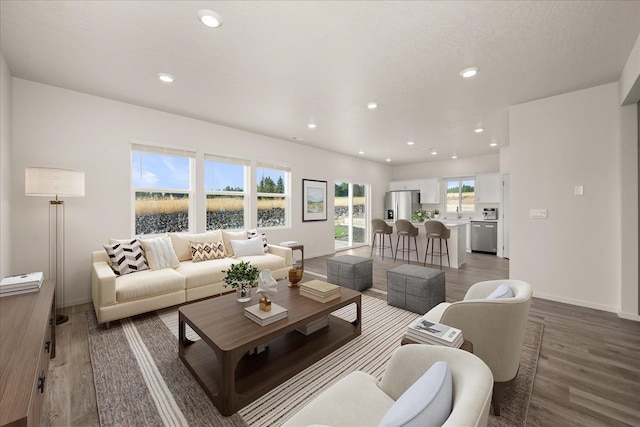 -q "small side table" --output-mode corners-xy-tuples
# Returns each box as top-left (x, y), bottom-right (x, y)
(280, 242), (304, 270)
(401, 336), (473, 353)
